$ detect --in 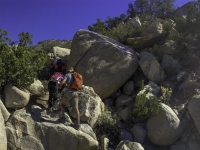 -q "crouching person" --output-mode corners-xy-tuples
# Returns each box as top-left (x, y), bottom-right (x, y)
(58, 67), (82, 129)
